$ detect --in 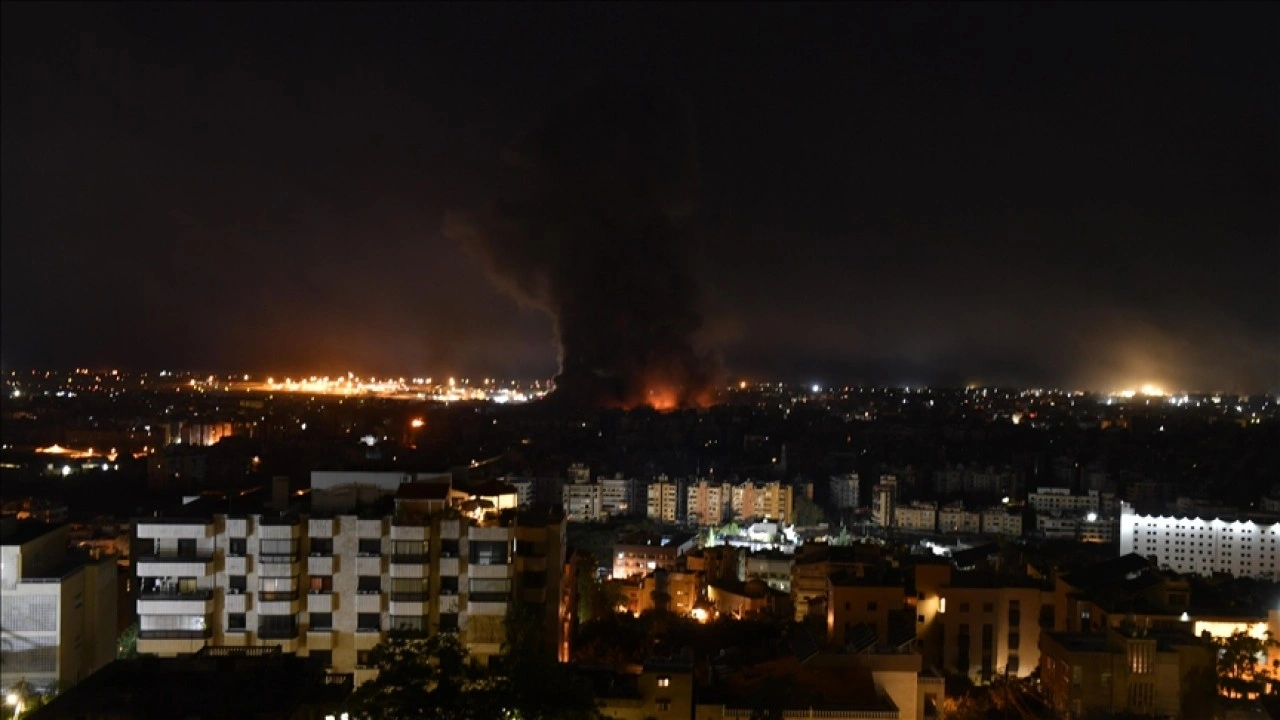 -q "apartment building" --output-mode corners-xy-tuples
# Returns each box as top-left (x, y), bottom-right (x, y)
(980, 508), (1023, 537)
(894, 502), (937, 533)
(829, 474), (860, 510)
(685, 480), (728, 527)
(1028, 488), (1099, 514)
(912, 563), (1054, 682)
(740, 550), (793, 593)
(563, 483), (605, 522)
(938, 503), (981, 534)
(730, 482), (794, 525)
(134, 476), (566, 685)
(826, 569), (908, 650)
(1119, 502), (1280, 580)
(791, 544), (884, 621)
(646, 479), (680, 525)
(611, 533), (696, 581)
(872, 477), (898, 527)
(1, 517), (117, 693)
(1040, 626), (1215, 718)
